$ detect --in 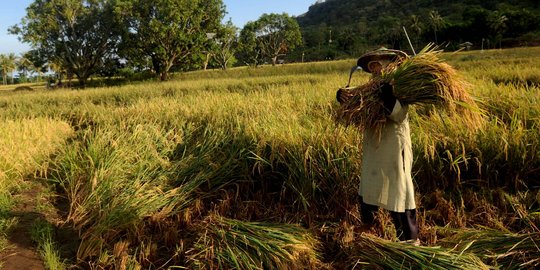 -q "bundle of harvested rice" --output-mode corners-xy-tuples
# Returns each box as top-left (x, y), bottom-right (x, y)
(188, 214), (321, 269)
(380, 45), (467, 108)
(336, 44), (483, 133)
(349, 234), (489, 270)
(439, 228), (540, 269)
